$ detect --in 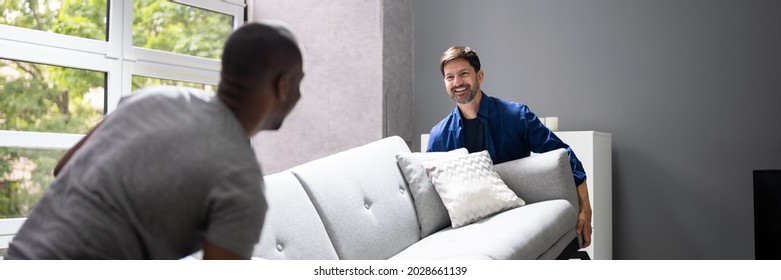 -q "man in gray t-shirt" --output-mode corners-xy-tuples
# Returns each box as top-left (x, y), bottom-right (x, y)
(5, 22), (304, 259)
